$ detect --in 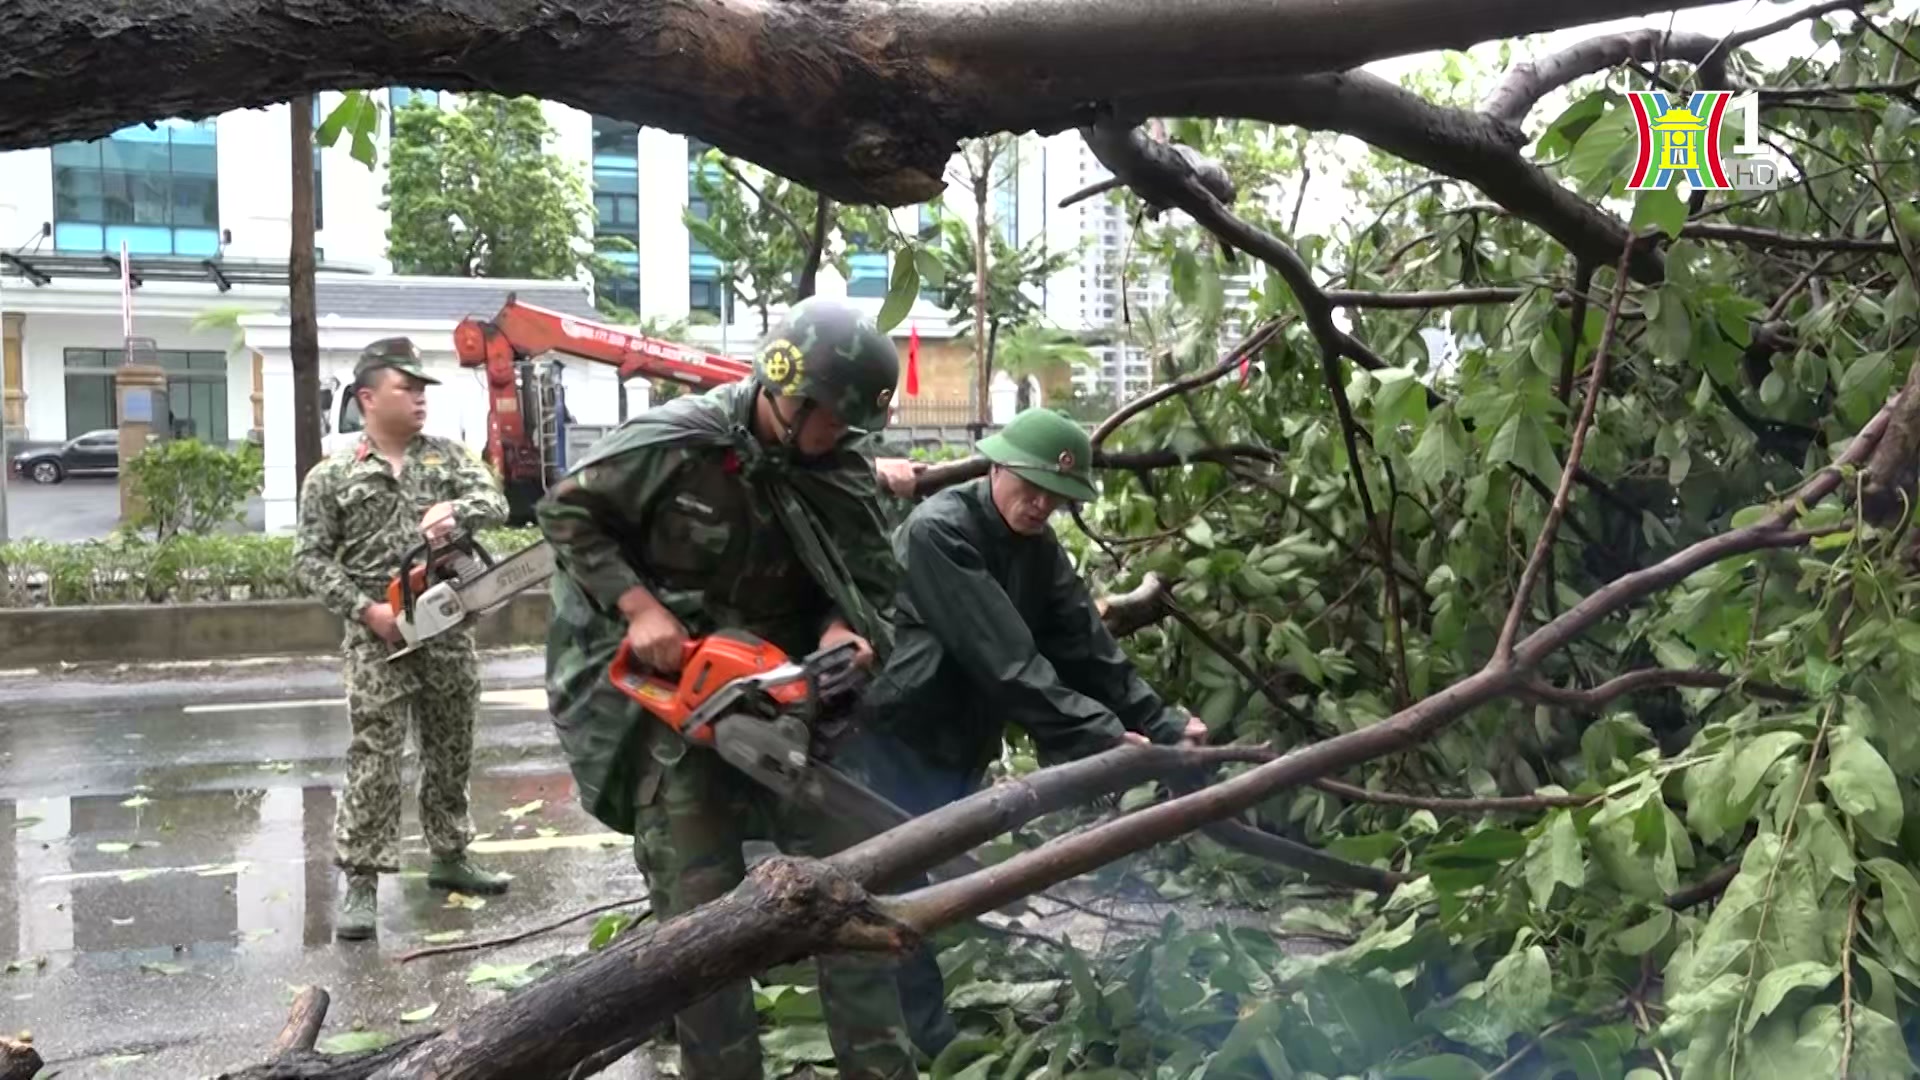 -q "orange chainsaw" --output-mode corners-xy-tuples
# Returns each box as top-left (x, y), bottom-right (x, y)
(609, 630), (995, 890)
(383, 528), (555, 661)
